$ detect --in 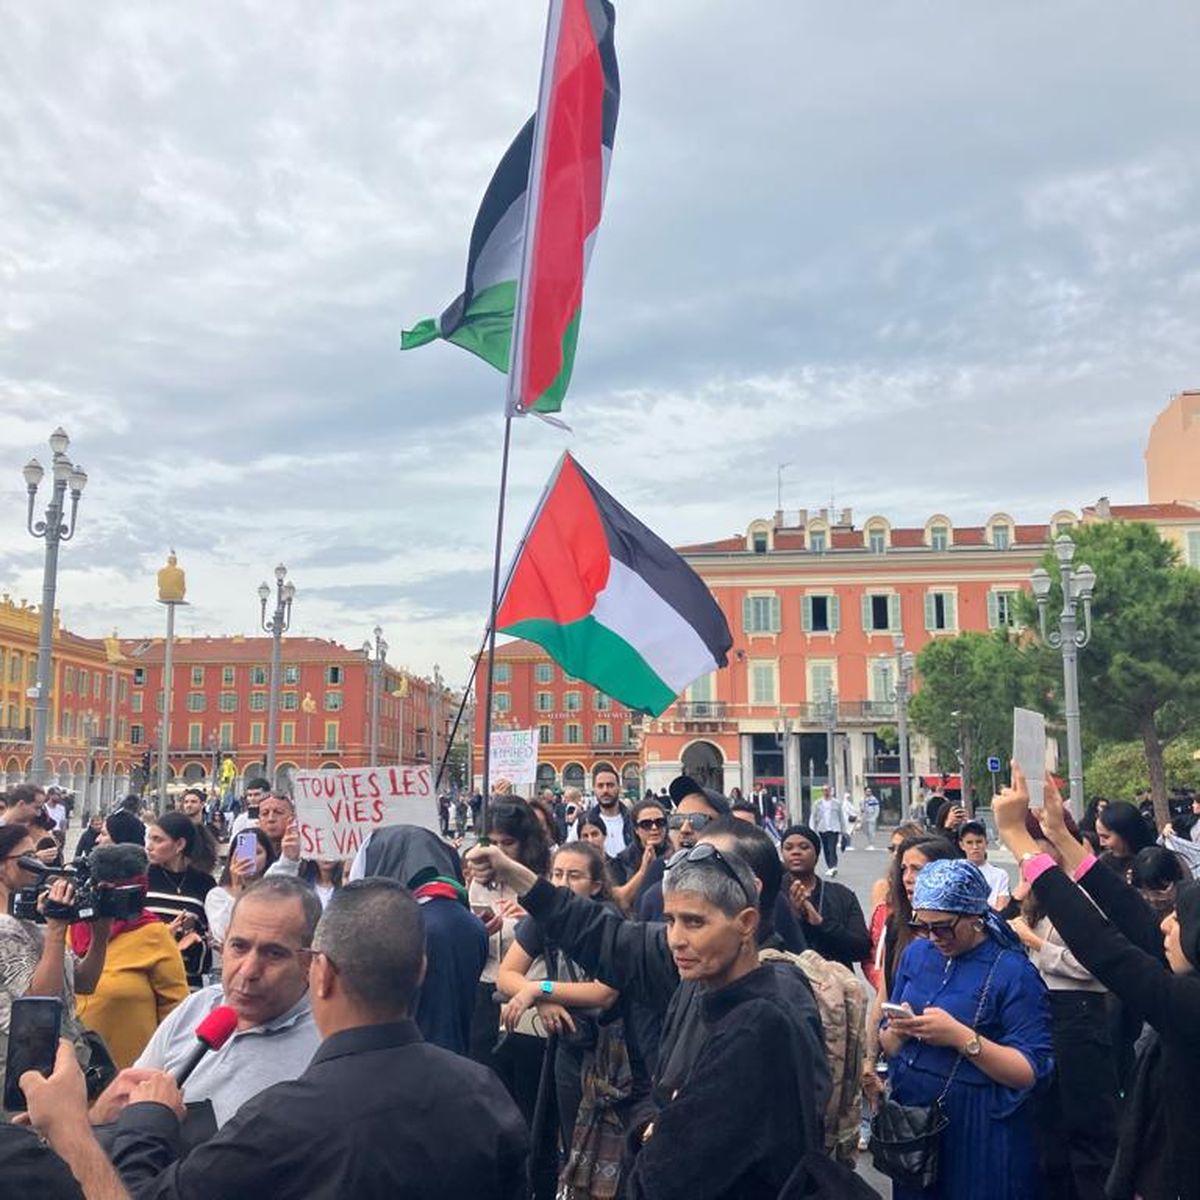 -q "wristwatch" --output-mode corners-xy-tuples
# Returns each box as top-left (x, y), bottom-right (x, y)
(961, 1034), (982, 1058)
(540, 980), (555, 996)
